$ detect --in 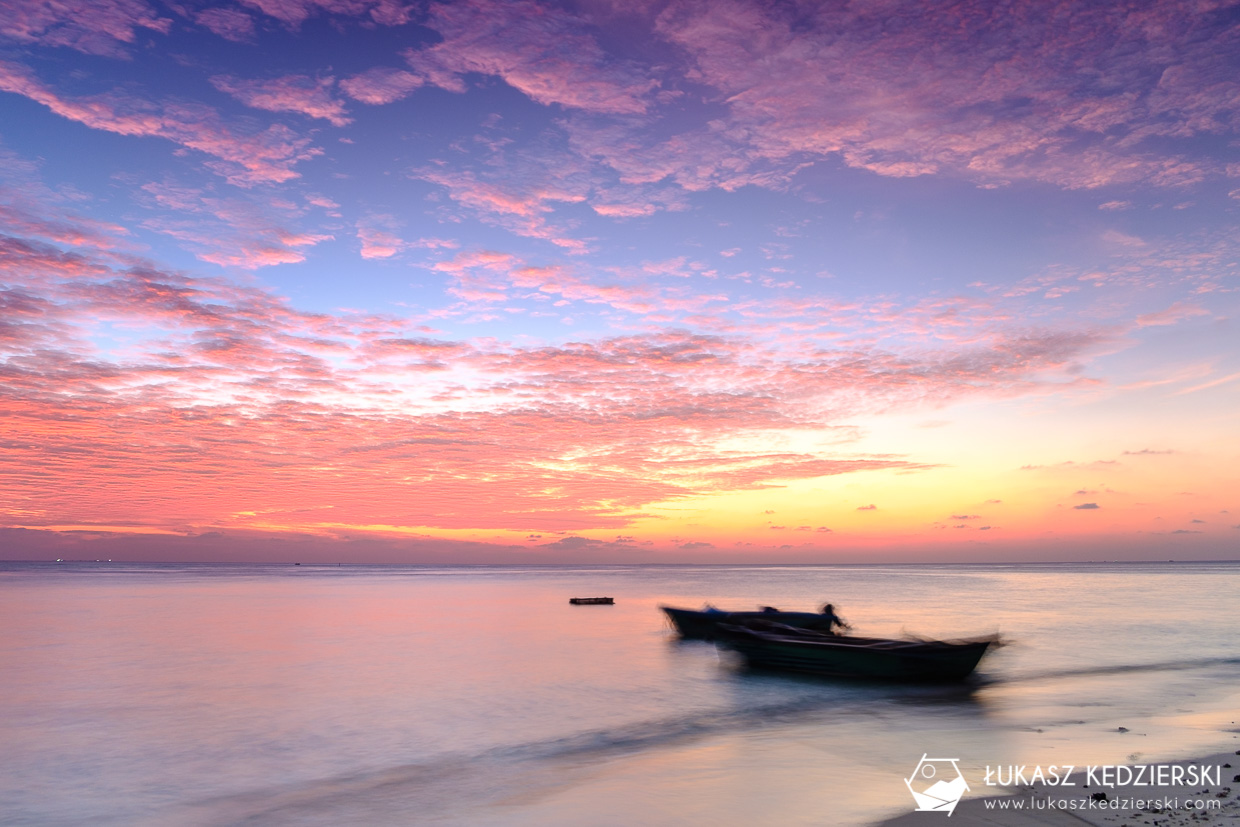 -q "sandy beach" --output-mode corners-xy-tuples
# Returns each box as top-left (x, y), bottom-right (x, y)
(881, 751), (1240, 827)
